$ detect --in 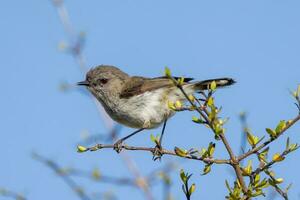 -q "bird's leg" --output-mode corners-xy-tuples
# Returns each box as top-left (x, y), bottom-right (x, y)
(113, 128), (145, 153)
(158, 119), (168, 148)
(153, 120), (168, 161)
